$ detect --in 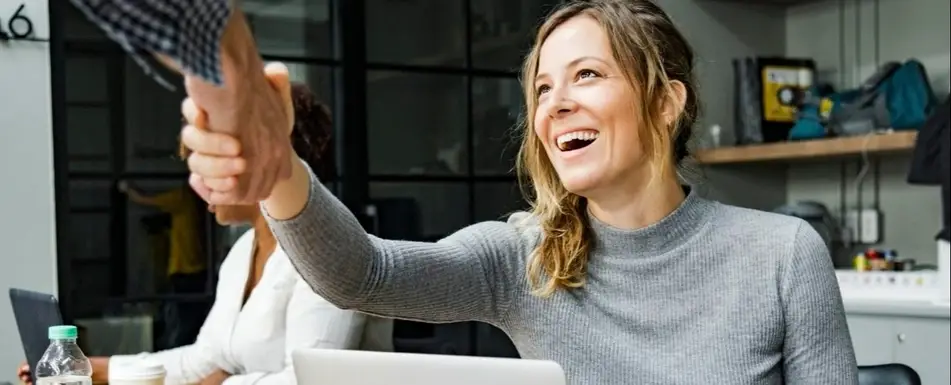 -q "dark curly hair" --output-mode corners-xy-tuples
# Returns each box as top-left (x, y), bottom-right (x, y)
(289, 82), (336, 181)
(179, 83), (336, 181)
